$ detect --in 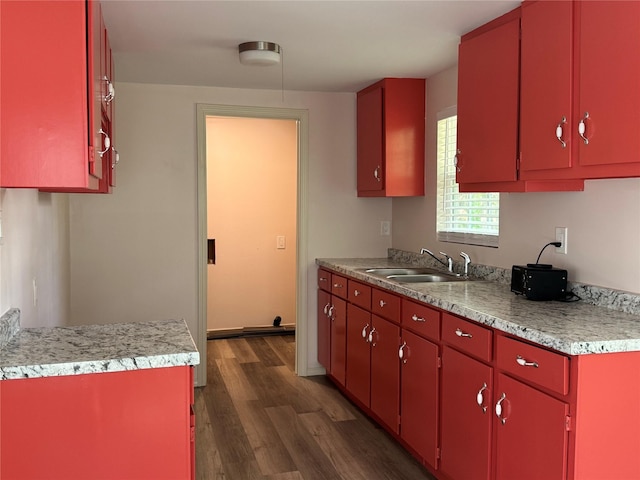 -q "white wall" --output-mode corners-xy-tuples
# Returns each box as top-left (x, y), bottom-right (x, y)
(69, 82), (393, 383)
(0, 189), (70, 327)
(393, 66), (640, 294)
(206, 116), (297, 331)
